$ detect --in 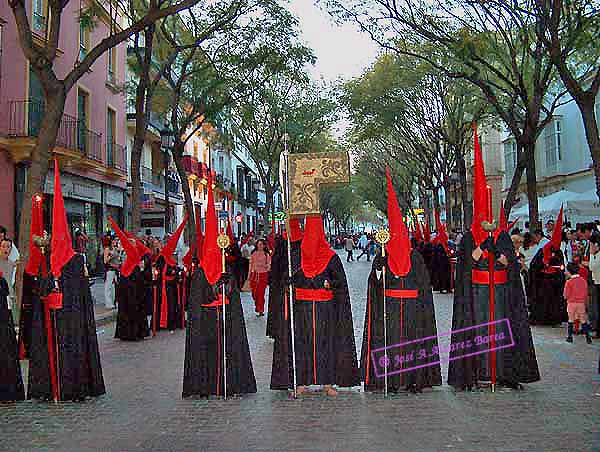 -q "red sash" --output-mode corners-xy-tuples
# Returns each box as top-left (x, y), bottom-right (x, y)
(384, 289), (418, 299)
(295, 288), (333, 302)
(472, 269), (508, 285)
